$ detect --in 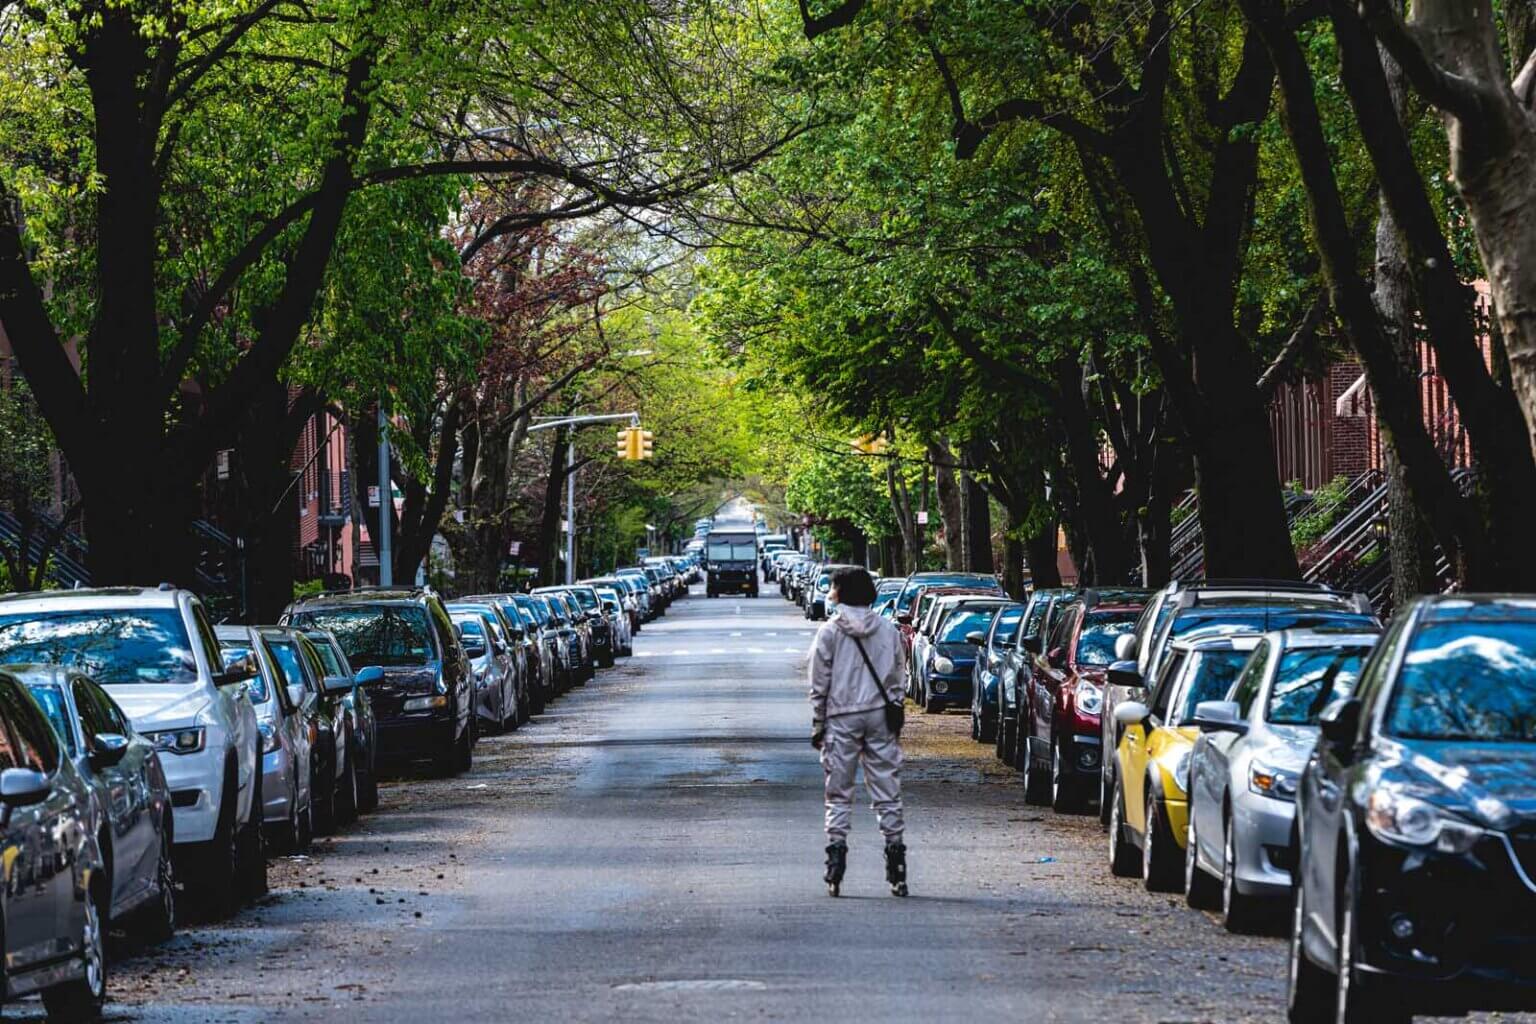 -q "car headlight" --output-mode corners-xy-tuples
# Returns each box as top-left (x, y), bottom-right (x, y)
(1365, 790), (1483, 853)
(1248, 760), (1300, 802)
(1172, 751), (1192, 793)
(933, 656), (955, 675)
(149, 727), (206, 756)
(258, 721), (281, 754)
(403, 695), (449, 712)
(1074, 679), (1103, 716)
